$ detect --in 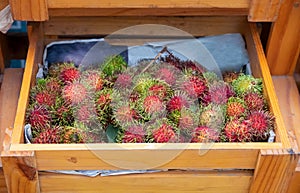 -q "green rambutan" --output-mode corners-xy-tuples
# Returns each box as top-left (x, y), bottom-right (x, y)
(191, 126), (219, 143)
(246, 110), (274, 141)
(33, 126), (63, 144)
(62, 82), (87, 105)
(232, 74), (262, 96)
(202, 71), (219, 85)
(226, 97), (246, 119)
(26, 105), (51, 131)
(244, 92), (265, 111)
(224, 119), (251, 142)
(100, 55), (127, 78)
